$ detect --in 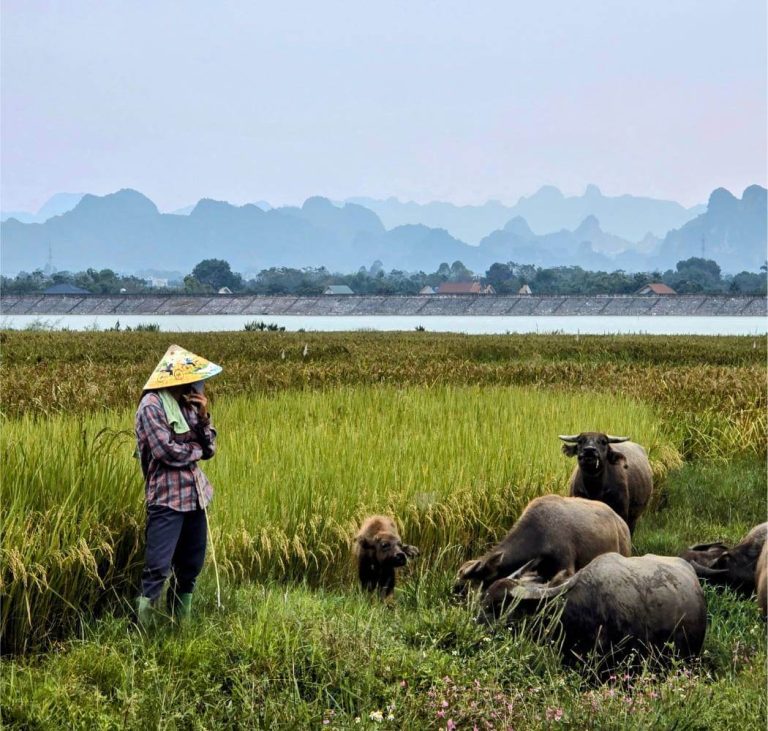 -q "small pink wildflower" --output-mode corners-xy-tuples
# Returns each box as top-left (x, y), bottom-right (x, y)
(447, 720), (457, 731)
(545, 707), (564, 722)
